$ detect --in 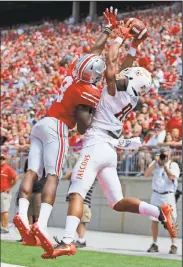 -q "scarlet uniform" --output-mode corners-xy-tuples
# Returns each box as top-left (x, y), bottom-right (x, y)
(48, 77), (101, 129)
(28, 61), (101, 179)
